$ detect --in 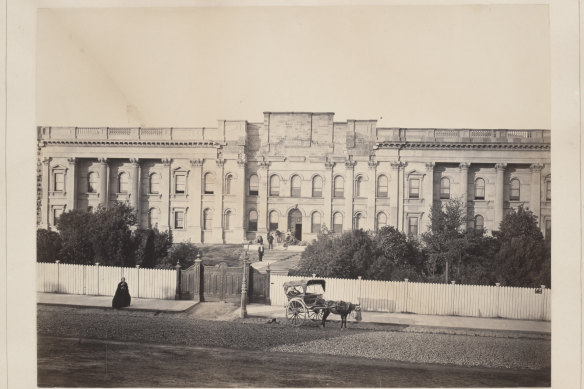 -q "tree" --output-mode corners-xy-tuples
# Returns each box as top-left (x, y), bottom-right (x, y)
(37, 229), (62, 262)
(369, 226), (422, 281)
(163, 241), (199, 269)
(134, 228), (173, 268)
(492, 206), (550, 287)
(57, 209), (95, 264)
(91, 202), (137, 266)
